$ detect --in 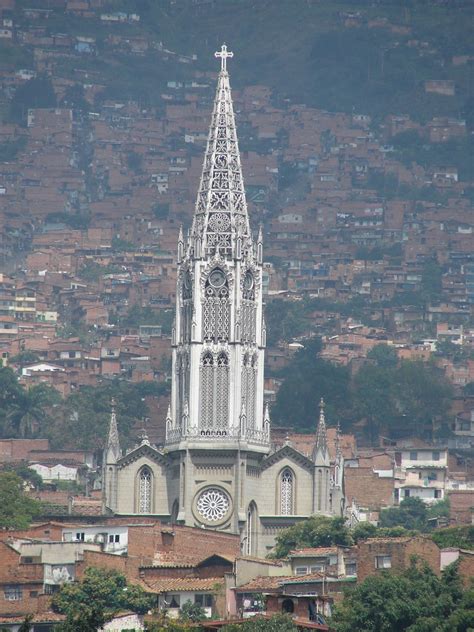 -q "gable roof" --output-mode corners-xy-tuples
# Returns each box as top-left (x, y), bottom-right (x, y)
(118, 442), (169, 468)
(261, 444), (314, 472)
